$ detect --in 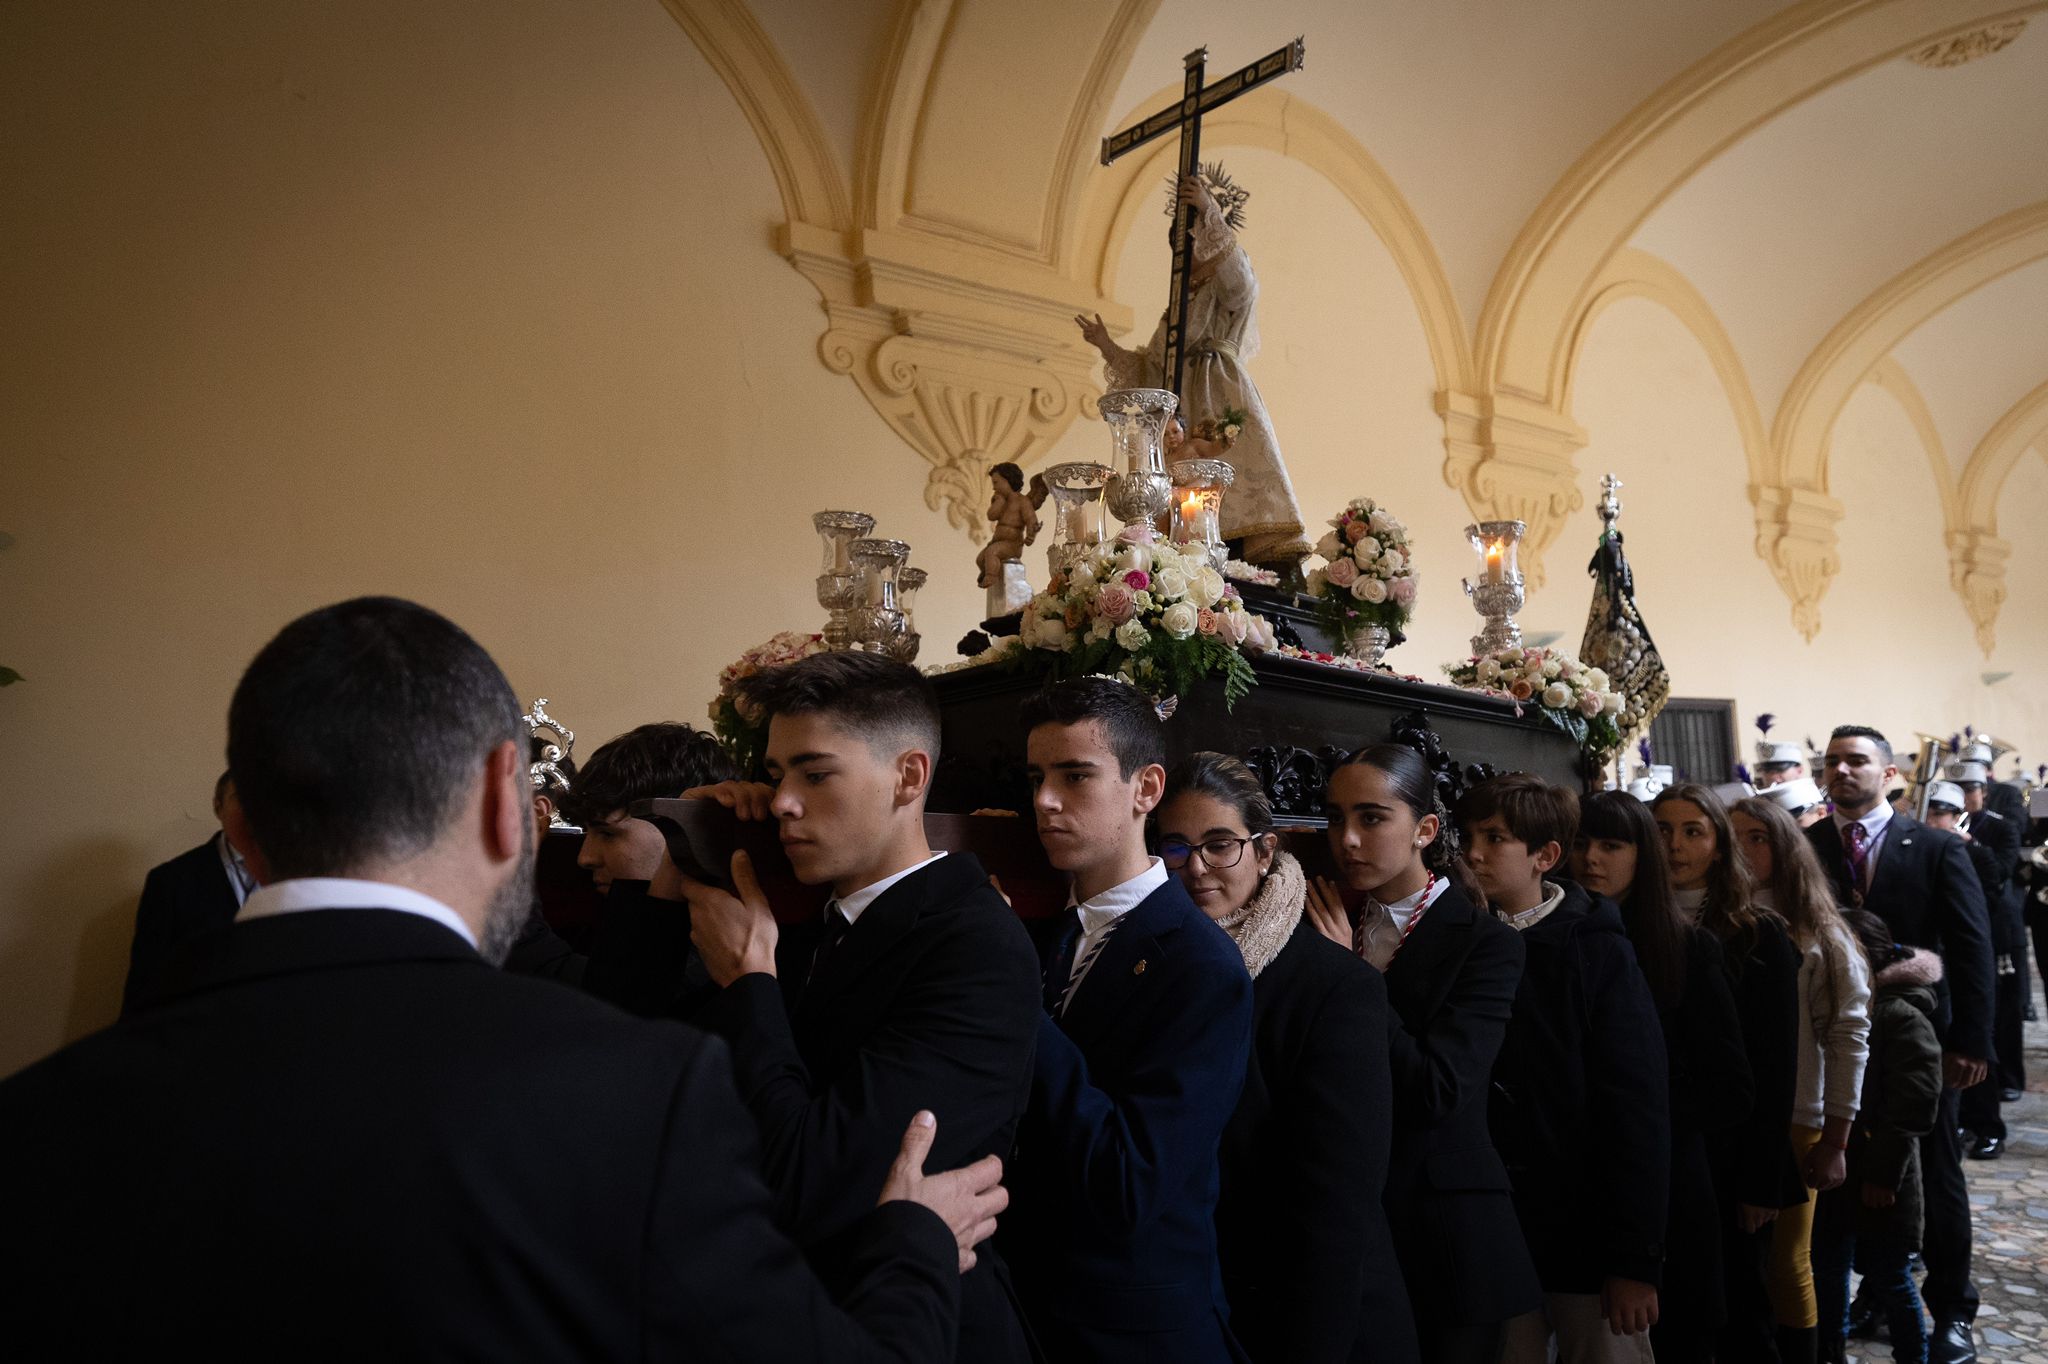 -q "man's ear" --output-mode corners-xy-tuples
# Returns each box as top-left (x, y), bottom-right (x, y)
(221, 800), (272, 887)
(483, 740), (526, 863)
(1532, 839), (1564, 875)
(896, 748), (934, 806)
(1132, 762), (1167, 816)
